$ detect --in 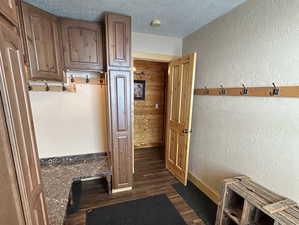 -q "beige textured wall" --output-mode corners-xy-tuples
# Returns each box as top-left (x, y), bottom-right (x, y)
(183, 0), (299, 203)
(132, 32), (182, 56)
(30, 72), (108, 158)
